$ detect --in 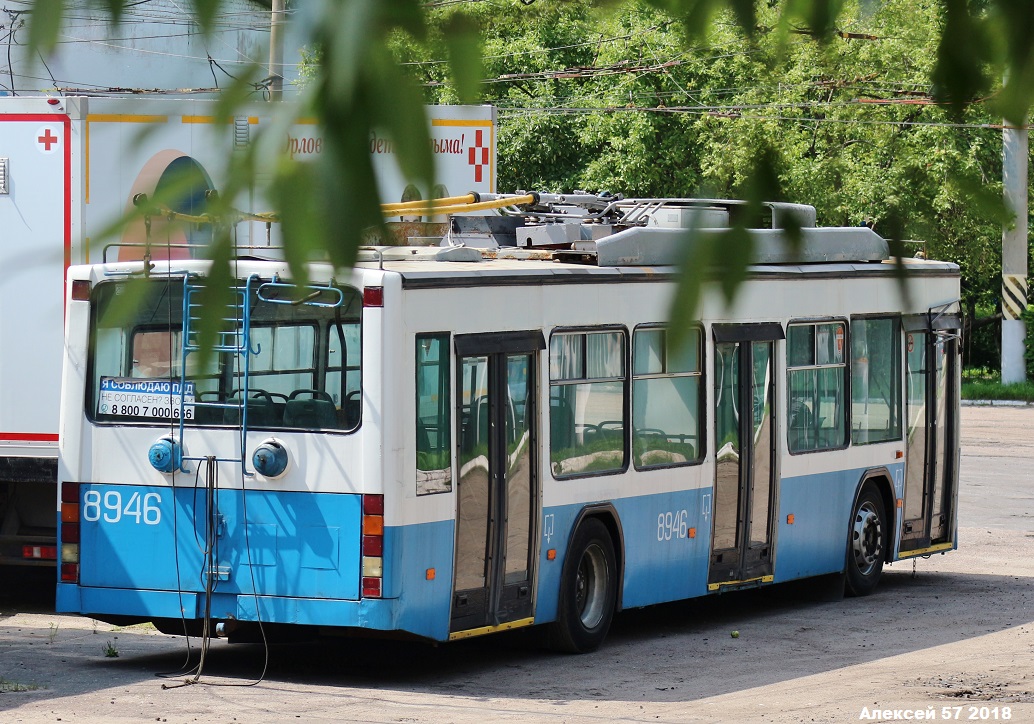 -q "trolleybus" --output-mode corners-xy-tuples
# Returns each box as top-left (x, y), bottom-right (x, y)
(55, 193), (960, 652)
